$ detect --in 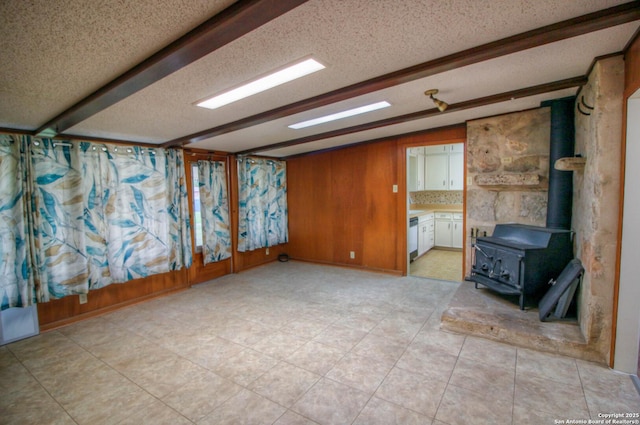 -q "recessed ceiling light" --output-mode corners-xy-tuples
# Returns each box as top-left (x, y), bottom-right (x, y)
(288, 101), (392, 129)
(196, 58), (325, 110)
